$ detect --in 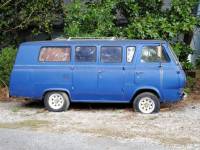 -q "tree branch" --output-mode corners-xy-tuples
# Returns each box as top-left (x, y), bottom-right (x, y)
(0, 78), (9, 98)
(0, 0), (13, 9)
(1, 11), (34, 32)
